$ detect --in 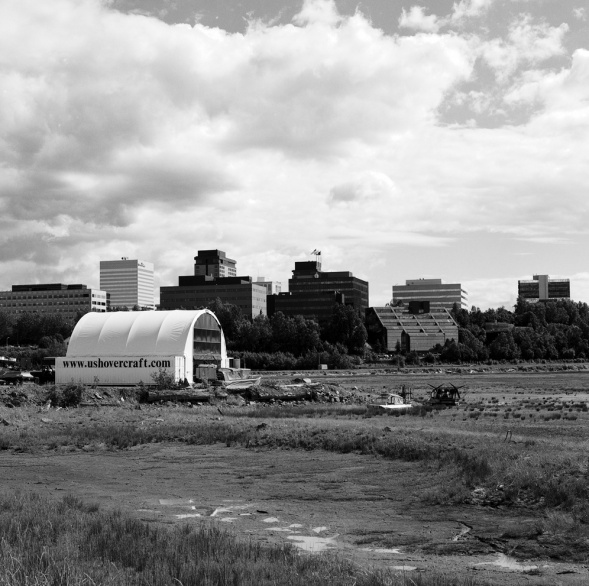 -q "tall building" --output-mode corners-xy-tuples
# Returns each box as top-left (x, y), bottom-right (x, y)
(518, 275), (570, 302)
(392, 278), (468, 311)
(160, 251), (265, 318)
(0, 284), (108, 320)
(100, 258), (155, 309)
(268, 259), (369, 325)
(193, 250), (236, 278)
